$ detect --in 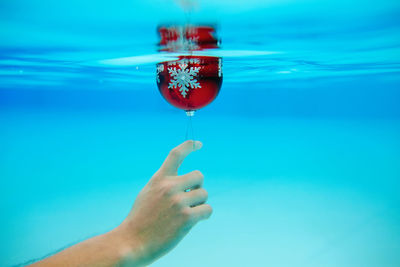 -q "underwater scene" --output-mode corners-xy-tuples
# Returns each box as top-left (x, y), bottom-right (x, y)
(1, 0), (400, 266)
